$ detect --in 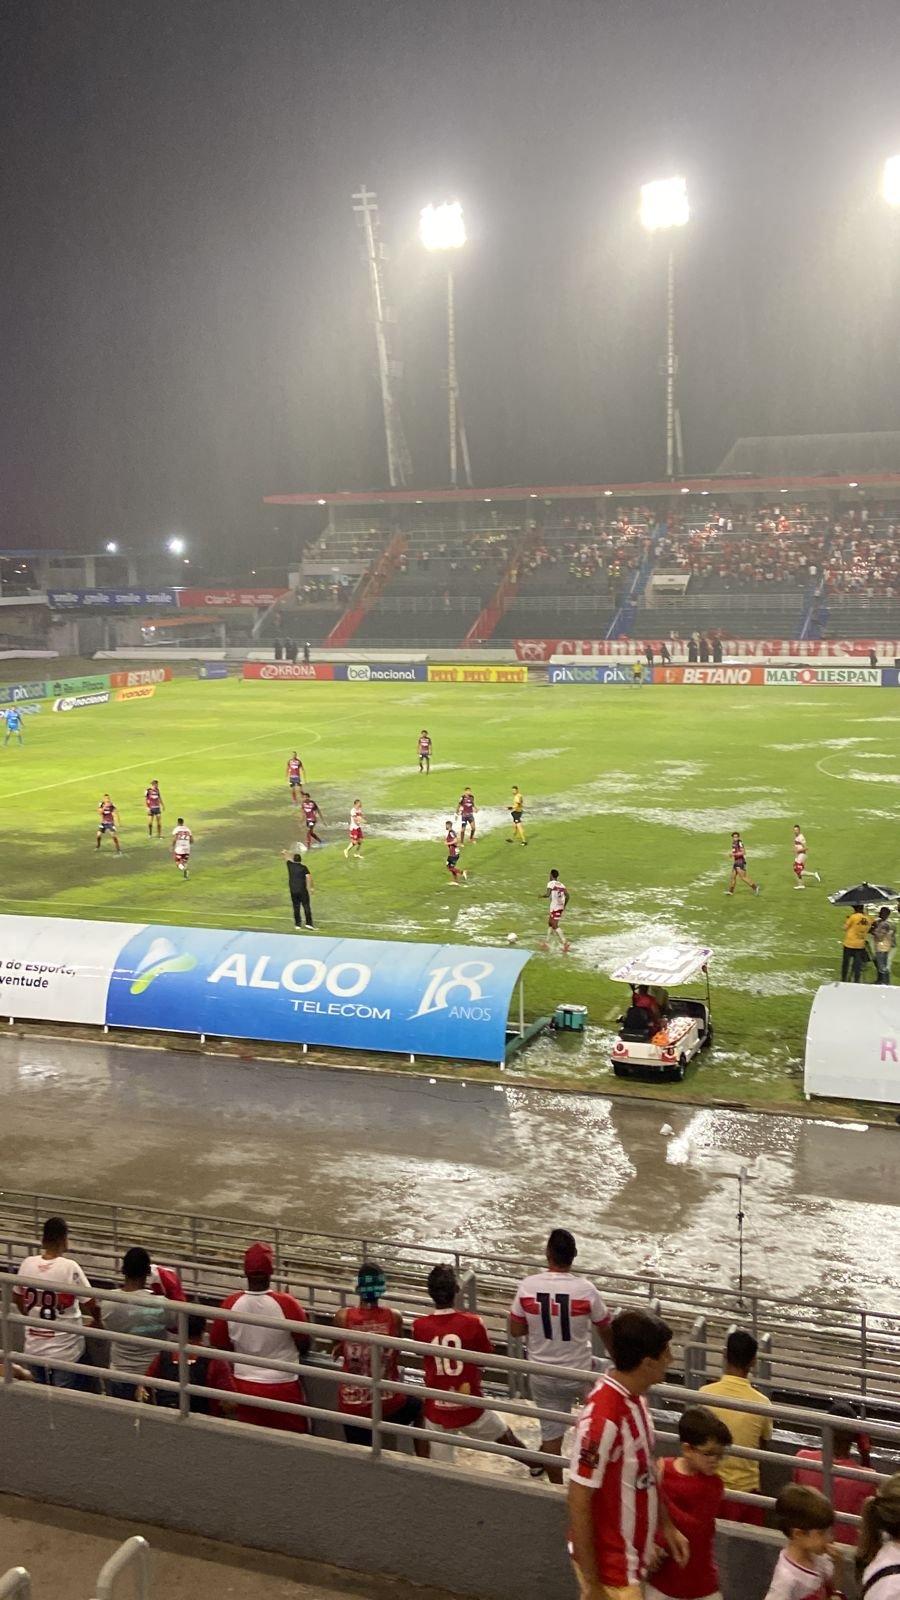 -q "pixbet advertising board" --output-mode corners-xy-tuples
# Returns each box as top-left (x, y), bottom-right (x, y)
(0, 916), (531, 1065)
